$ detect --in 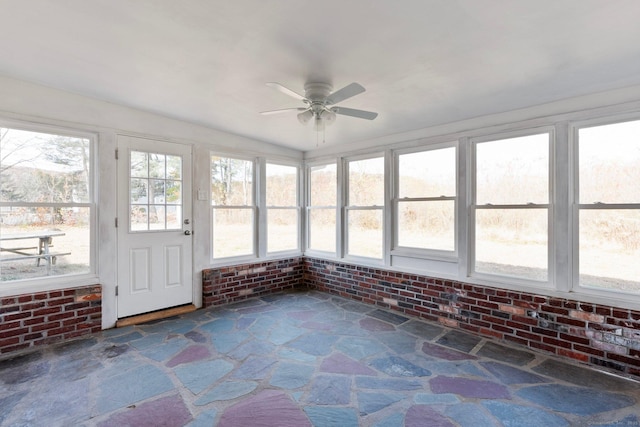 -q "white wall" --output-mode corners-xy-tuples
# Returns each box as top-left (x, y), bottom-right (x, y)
(0, 75), (302, 329)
